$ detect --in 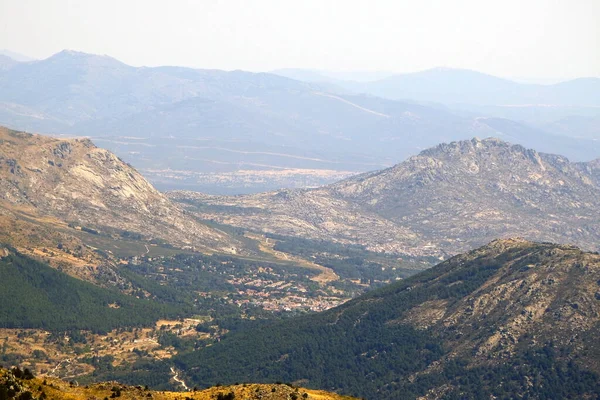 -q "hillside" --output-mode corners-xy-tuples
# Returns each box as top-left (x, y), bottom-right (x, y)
(0, 367), (355, 400)
(172, 138), (600, 257)
(0, 247), (183, 332)
(331, 137), (600, 253)
(174, 239), (600, 399)
(0, 242), (417, 386)
(171, 189), (435, 256)
(0, 126), (238, 255)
